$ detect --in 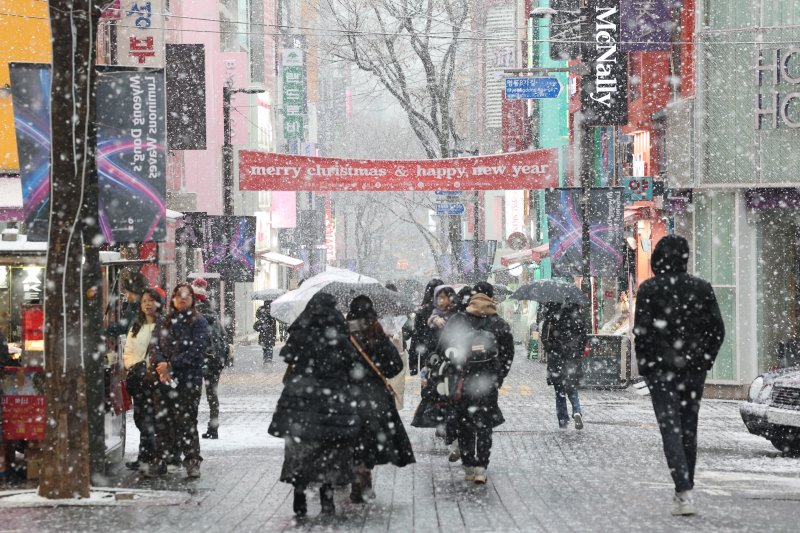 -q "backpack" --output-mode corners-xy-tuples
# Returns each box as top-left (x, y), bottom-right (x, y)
(447, 318), (499, 368)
